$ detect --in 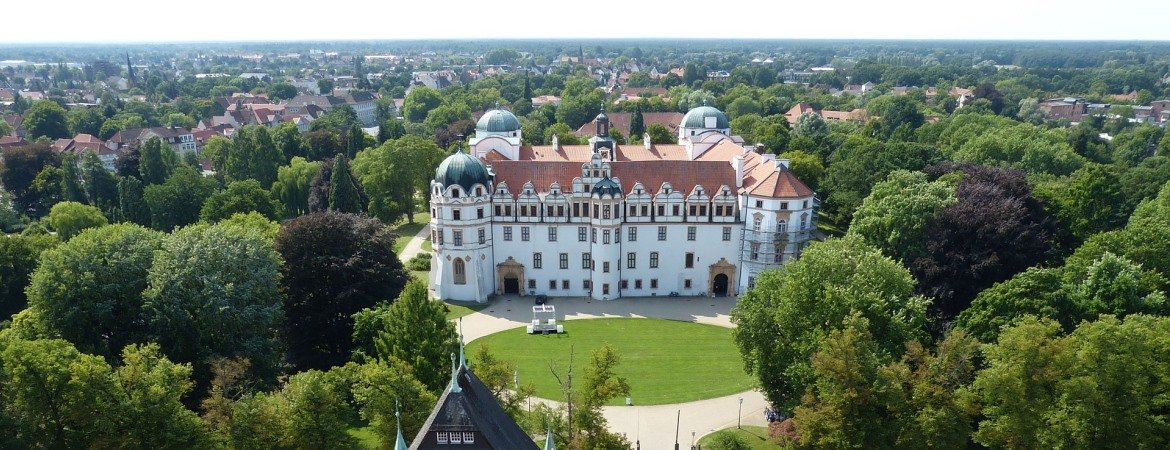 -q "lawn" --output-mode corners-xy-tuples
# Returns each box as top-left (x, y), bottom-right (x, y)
(391, 212), (430, 254)
(698, 426), (784, 449)
(346, 425), (382, 449)
(444, 300), (488, 319)
(470, 318), (754, 405)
